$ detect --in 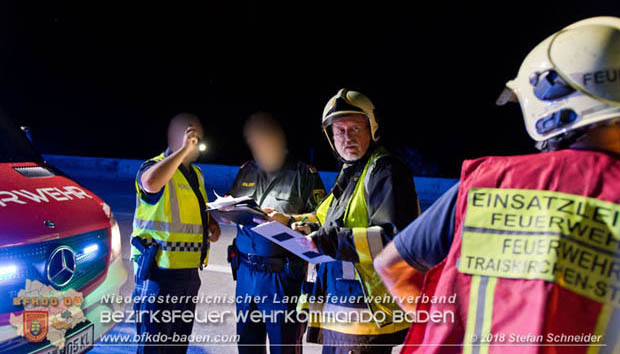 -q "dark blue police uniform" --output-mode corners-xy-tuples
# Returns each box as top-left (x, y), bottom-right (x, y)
(228, 155), (325, 354)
